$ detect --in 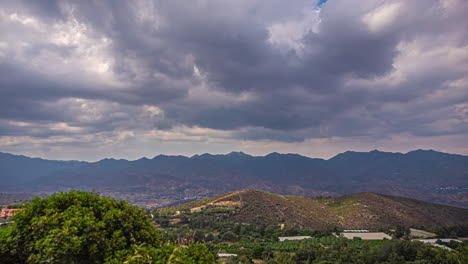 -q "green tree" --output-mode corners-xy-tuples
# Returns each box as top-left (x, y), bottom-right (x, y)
(0, 190), (214, 264)
(193, 230), (206, 242)
(225, 255), (254, 264)
(394, 225), (411, 239)
(222, 231), (237, 242)
(270, 252), (295, 264)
